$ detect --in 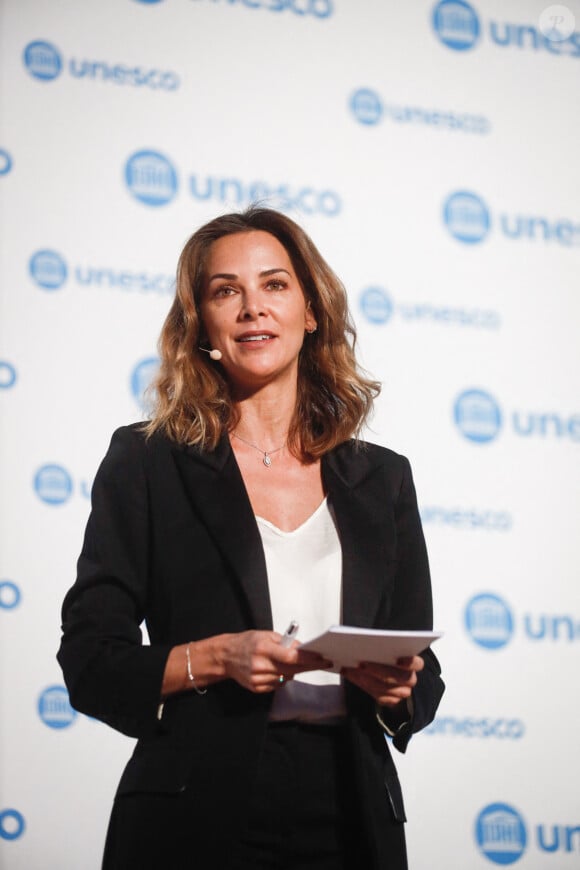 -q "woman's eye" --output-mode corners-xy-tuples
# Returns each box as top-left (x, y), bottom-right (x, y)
(215, 285), (236, 297)
(266, 280), (287, 291)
